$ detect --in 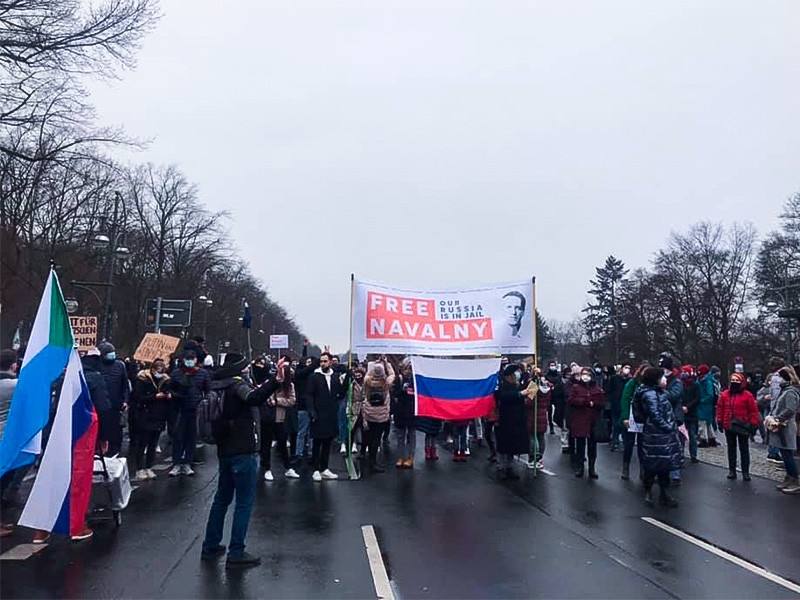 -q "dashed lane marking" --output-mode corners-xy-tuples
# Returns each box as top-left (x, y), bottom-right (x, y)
(361, 525), (396, 600)
(642, 517), (800, 595)
(0, 543), (48, 561)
